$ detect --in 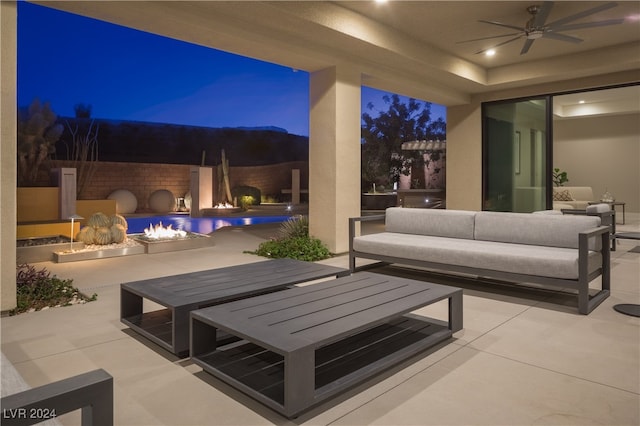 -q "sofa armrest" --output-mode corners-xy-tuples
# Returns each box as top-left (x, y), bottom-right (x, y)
(563, 208), (616, 250)
(349, 214), (386, 224)
(578, 225), (611, 279)
(1, 369), (113, 426)
(579, 225), (611, 249)
(349, 214), (386, 271)
(349, 214), (385, 239)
